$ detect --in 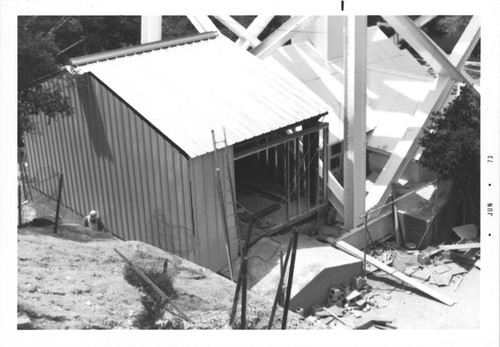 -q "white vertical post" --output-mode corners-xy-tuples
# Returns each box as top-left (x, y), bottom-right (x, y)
(343, 16), (367, 230)
(292, 16), (344, 61)
(141, 16), (162, 44)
